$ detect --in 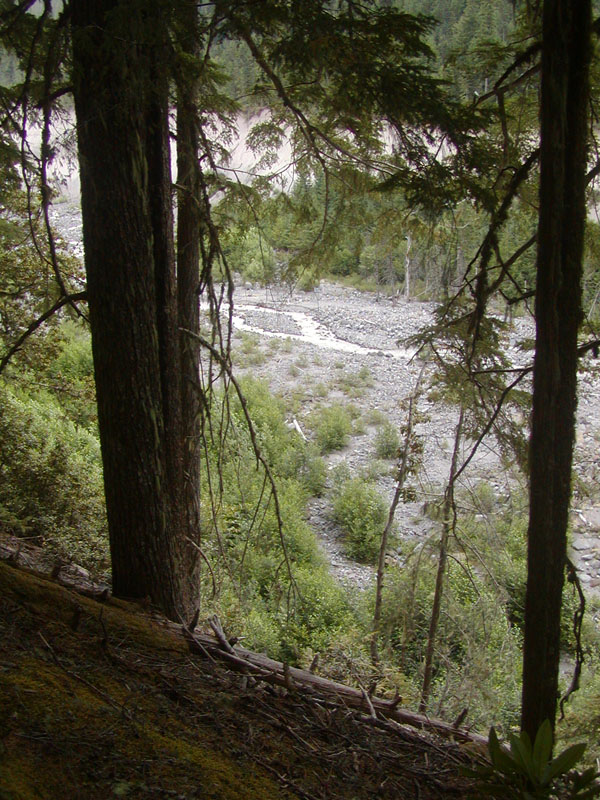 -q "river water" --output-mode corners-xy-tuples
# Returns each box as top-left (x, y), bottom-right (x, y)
(233, 304), (415, 359)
